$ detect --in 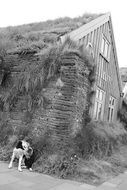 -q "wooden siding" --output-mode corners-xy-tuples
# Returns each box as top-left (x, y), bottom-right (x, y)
(61, 13), (110, 42)
(64, 14), (122, 122)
